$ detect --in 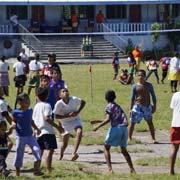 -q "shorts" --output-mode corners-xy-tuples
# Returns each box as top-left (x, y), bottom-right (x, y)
(28, 71), (40, 88)
(14, 75), (26, 88)
(114, 67), (119, 75)
(130, 104), (152, 123)
(105, 126), (128, 147)
(61, 118), (82, 135)
(170, 127), (180, 144)
(129, 66), (135, 75)
(37, 134), (57, 150)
